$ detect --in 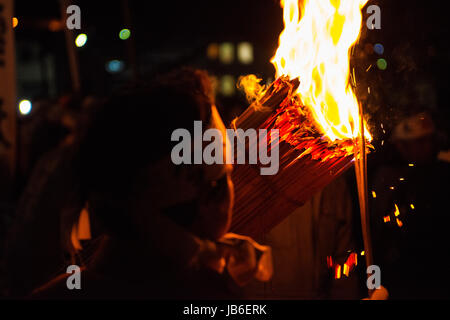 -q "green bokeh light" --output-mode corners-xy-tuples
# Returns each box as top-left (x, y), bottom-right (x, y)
(119, 28), (131, 40)
(377, 58), (387, 70)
